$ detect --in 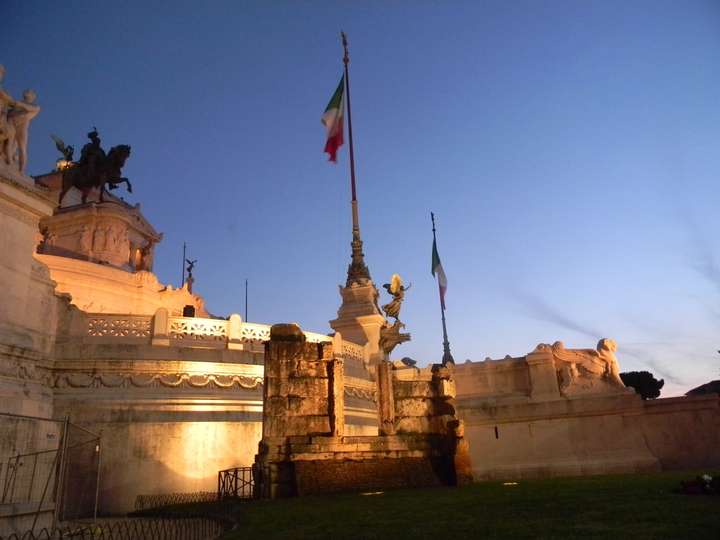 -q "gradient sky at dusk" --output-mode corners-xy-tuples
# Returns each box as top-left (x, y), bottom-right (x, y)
(4, 1), (720, 395)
